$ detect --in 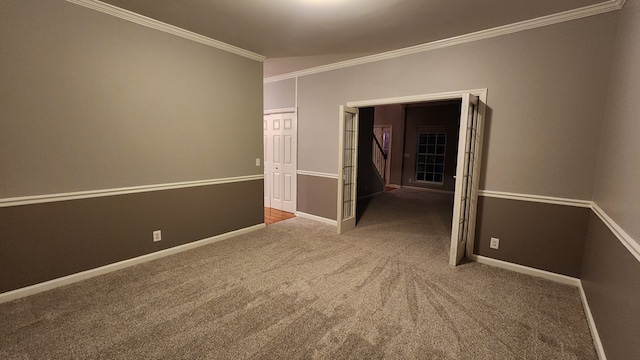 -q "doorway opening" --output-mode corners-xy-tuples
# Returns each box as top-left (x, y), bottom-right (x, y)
(264, 108), (297, 224)
(337, 90), (487, 266)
